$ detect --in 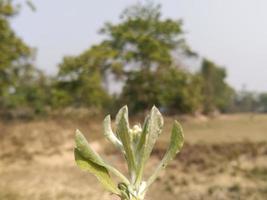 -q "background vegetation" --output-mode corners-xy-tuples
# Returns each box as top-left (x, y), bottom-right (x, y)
(1, 1), (267, 119)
